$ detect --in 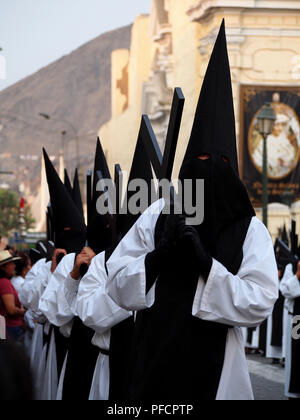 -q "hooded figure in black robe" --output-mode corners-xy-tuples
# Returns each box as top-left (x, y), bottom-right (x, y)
(270, 229), (291, 351)
(43, 148), (87, 378)
(43, 149), (87, 255)
(287, 234), (300, 395)
(62, 134), (154, 401)
(108, 133), (153, 402)
(64, 169), (73, 197)
(124, 20), (256, 402)
(61, 139), (114, 401)
(72, 169), (84, 219)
